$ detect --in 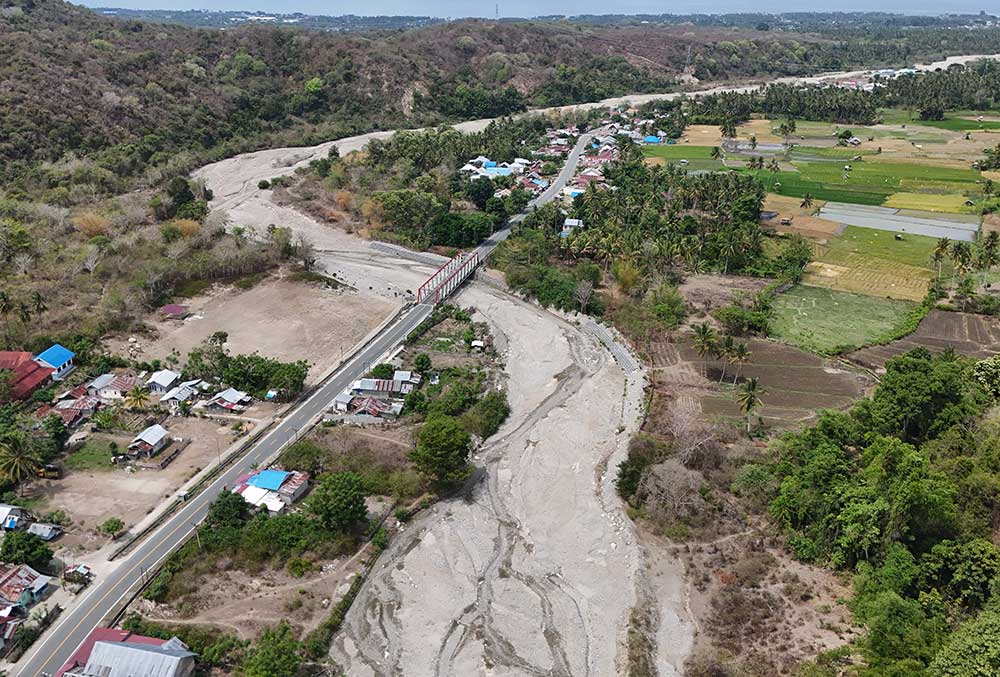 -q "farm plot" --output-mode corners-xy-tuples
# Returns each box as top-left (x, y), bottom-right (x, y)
(643, 144), (724, 171)
(655, 339), (869, 430)
(818, 203), (979, 241)
(848, 309), (1000, 370)
(801, 226), (937, 301)
(752, 160), (981, 208)
(771, 285), (916, 354)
